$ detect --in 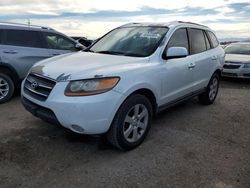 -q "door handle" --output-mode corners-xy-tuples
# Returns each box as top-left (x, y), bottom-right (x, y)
(188, 62), (196, 69)
(52, 53), (61, 56)
(3, 50), (18, 54)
